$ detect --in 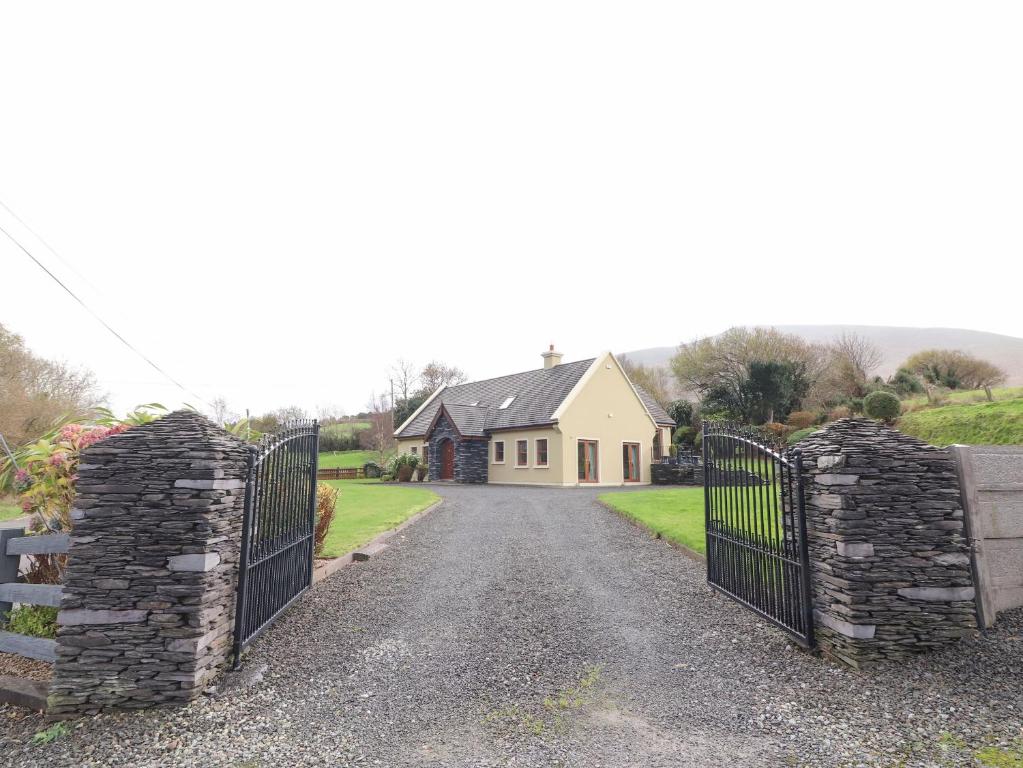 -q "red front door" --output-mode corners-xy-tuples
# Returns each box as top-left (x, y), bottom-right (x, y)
(441, 439), (455, 480)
